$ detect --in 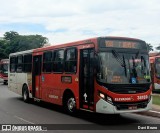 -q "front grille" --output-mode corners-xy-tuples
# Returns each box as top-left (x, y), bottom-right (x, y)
(114, 100), (148, 110)
(97, 82), (151, 94)
(110, 87), (148, 94)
